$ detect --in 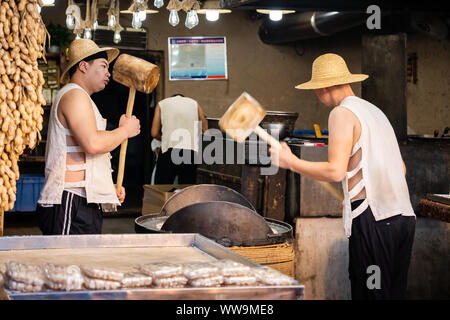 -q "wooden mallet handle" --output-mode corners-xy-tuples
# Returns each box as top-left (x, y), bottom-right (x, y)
(116, 87), (136, 193)
(254, 125), (344, 202)
(254, 125), (282, 150)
